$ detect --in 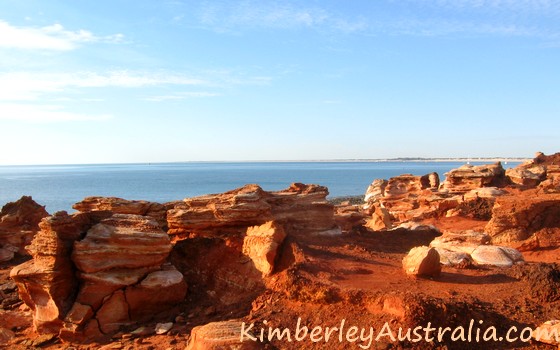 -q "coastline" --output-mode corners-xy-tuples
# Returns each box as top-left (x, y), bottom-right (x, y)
(0, 157), (530, 167)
